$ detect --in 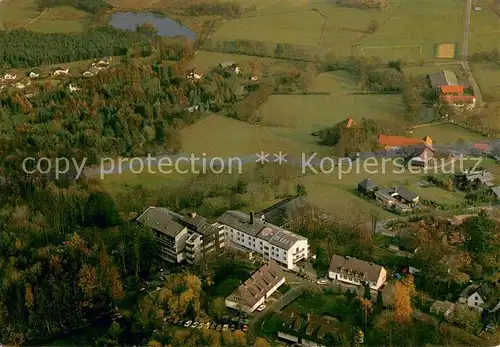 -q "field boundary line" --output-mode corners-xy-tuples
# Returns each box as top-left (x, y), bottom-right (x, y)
(24, 7), (48, 28)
